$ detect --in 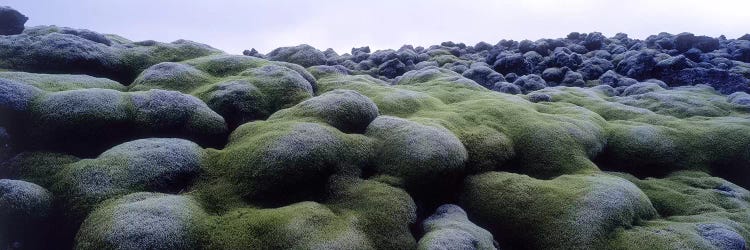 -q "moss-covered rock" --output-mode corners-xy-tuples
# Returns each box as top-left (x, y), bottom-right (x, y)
(461, 172), (657, 249)
(365, 116), (467, 190)
(129, 62), (212, 92)
(605, 171), (749, 249)
(0, 71), (126, 91)
(418, 204), (497, 250)
(0, 26), (222, 83)
(0, 179), (53, 249)
(53, 138), (205, 221)
(201, 177), (417, 250)
(266, 44), (327, 67)
(269, 89), (379, 133)
(127, 54), (317, 128)
(0, 151), (79, 188)
(75, 192), (208, 250)
(213, 121), (371, 205)
(2, 82), (227, 156)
